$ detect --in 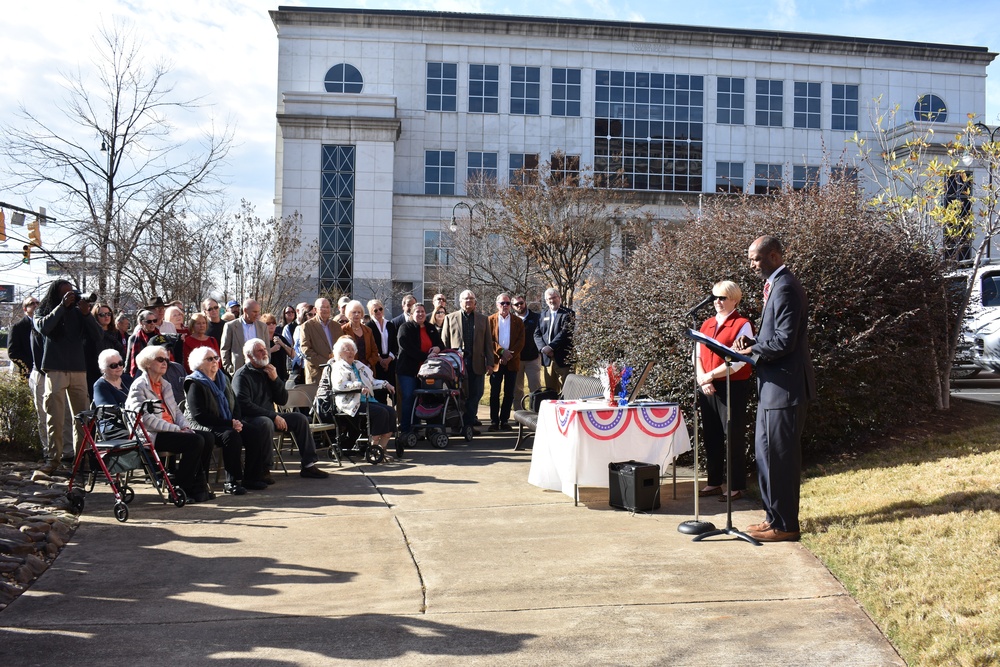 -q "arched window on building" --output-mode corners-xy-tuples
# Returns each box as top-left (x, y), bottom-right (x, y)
(325, 64), (363, 93)
(914, 94), (947, 123)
